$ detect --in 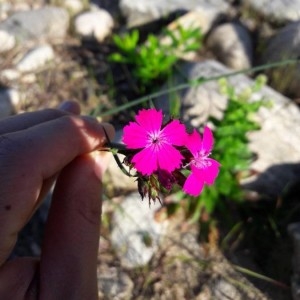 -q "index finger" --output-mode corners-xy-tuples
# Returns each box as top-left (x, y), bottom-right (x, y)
(0, 100), (80, 135)
(0, 115), (114, 265)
